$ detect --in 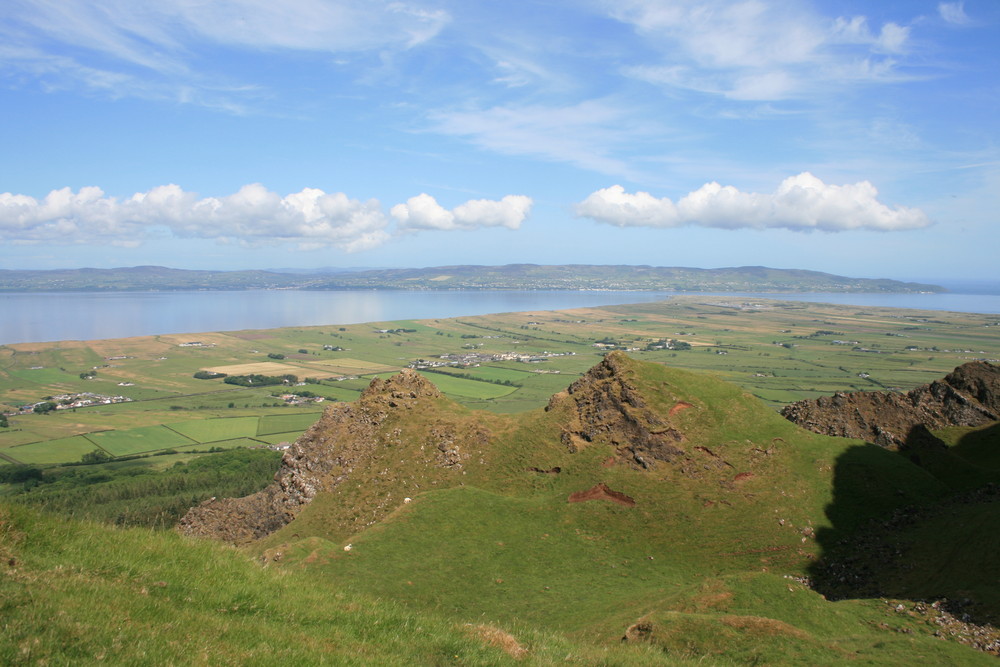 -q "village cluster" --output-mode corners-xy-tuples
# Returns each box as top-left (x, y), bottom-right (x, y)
(409, 350), (576, 369)
(17, 392), (133, 414)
